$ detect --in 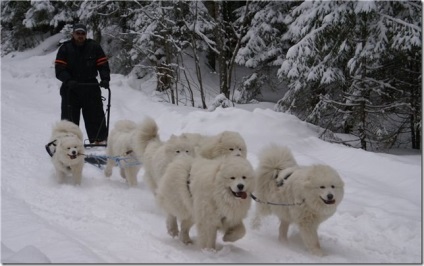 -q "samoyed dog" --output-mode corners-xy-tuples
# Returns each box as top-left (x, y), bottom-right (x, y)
(49, 120), (85, 185)
(253, 145), (344, 256)
(196, 131), (247, 159)
(104, 120), (141, 187)
(155, 130), (249, 245)
(135, 117), (195, 194)
(190, 156), (255, 250)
